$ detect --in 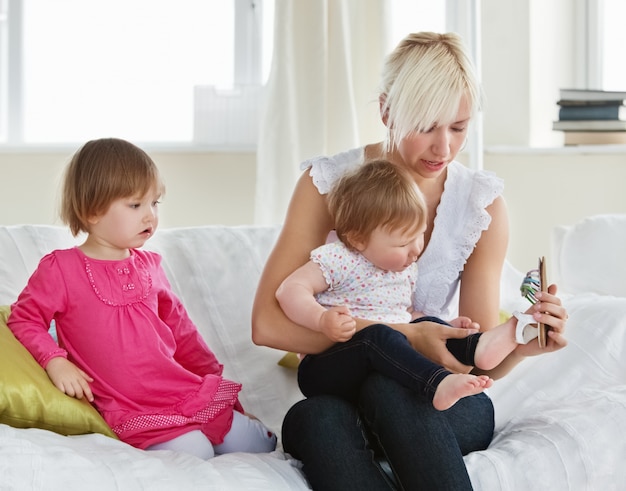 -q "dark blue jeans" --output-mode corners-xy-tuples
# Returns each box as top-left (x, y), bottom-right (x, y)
(298, 320), (482, 403)
(282, 373), (494, 490)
